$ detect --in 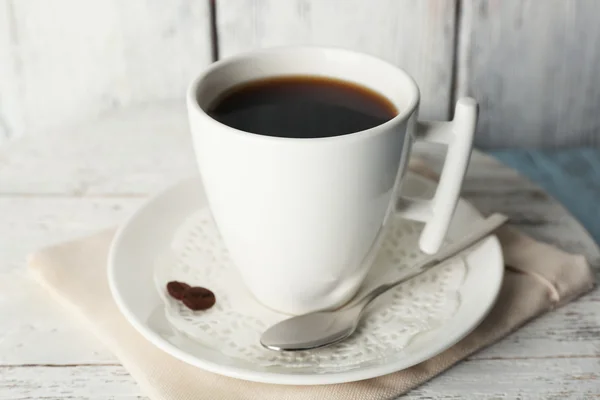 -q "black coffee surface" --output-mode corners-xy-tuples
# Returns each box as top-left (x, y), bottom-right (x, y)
(207, 76), (397, 138)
